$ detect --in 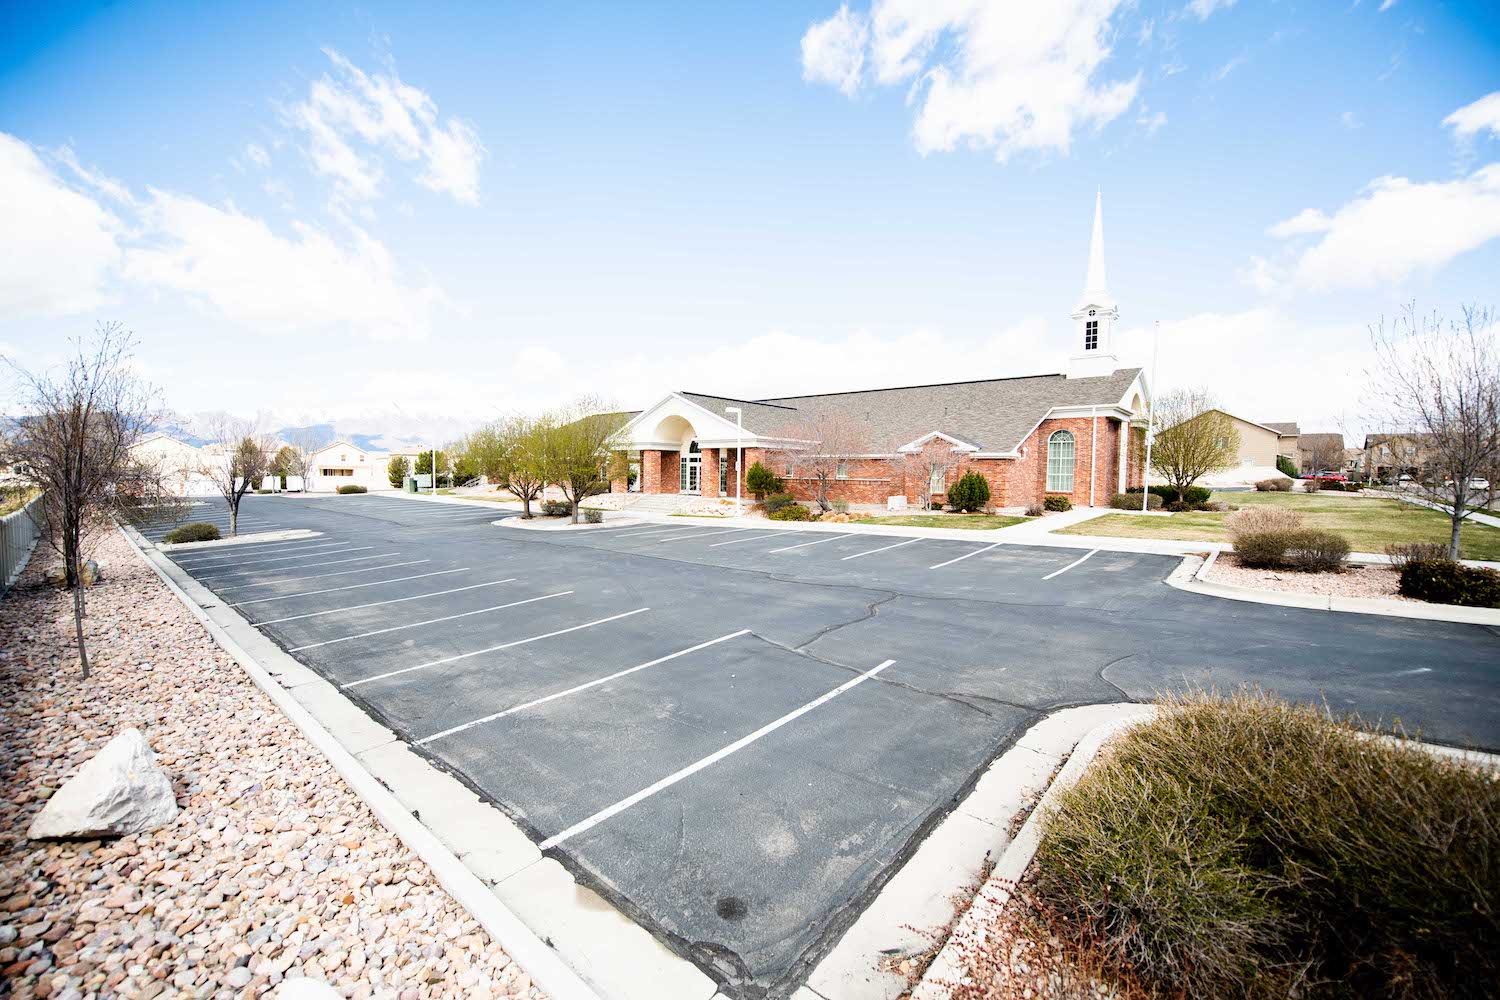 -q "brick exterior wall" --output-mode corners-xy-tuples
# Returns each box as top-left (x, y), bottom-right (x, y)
(700, 448), (720, 498)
